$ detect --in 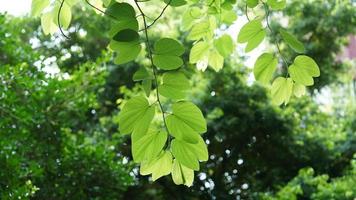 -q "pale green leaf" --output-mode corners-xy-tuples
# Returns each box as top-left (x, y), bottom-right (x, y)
(253, 53), (278, 84)
(189, 41), (210, 64)
(41, 12), (57, 35)
(171, 139), (199, 170)
(140, 151), (173, 181)
(172, 159), (194, 187)
(171, 101), (207, 133)
(31, 0), (50, 17)
(267, 0), (286, 10)
(247, 0), (259, 8)
(109, 40), (141, 65)
(214, 34), (234, 58)
(271, 77), (293, 105)
(132, 129), (167, 162)
(158, 71), (190, 100)
(288, 55), (320, 86)
(208, 50), (224, 72)
(280, 30), (305, 53)
(293, 83), (306, 98)
(237, 20), (266, 52)
(153, 38), (184, 70)
(118, 96), (155, 135)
